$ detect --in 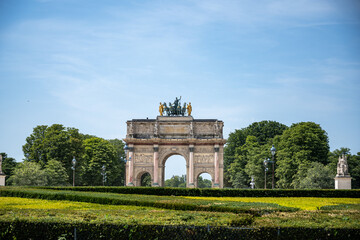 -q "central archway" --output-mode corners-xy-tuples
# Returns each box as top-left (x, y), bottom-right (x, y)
(163, 154), (187, 187)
